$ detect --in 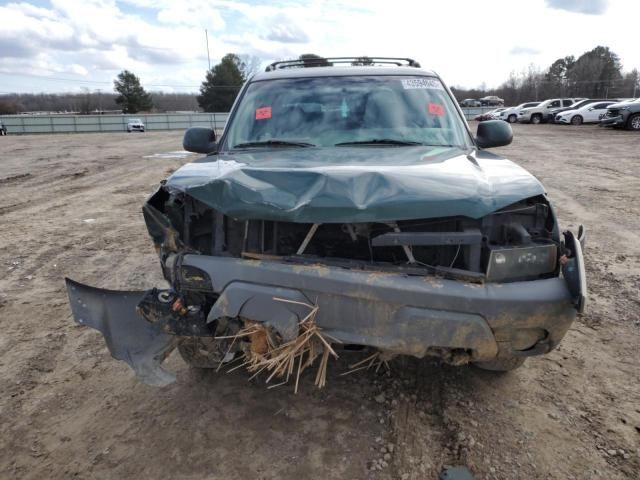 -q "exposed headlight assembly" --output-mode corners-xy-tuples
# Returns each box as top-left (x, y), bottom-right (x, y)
(486, 243), (557, 282)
